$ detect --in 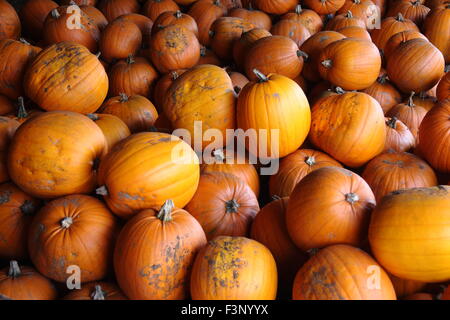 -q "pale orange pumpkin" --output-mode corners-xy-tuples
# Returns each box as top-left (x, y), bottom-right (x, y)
(384, 117), (415, 152)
